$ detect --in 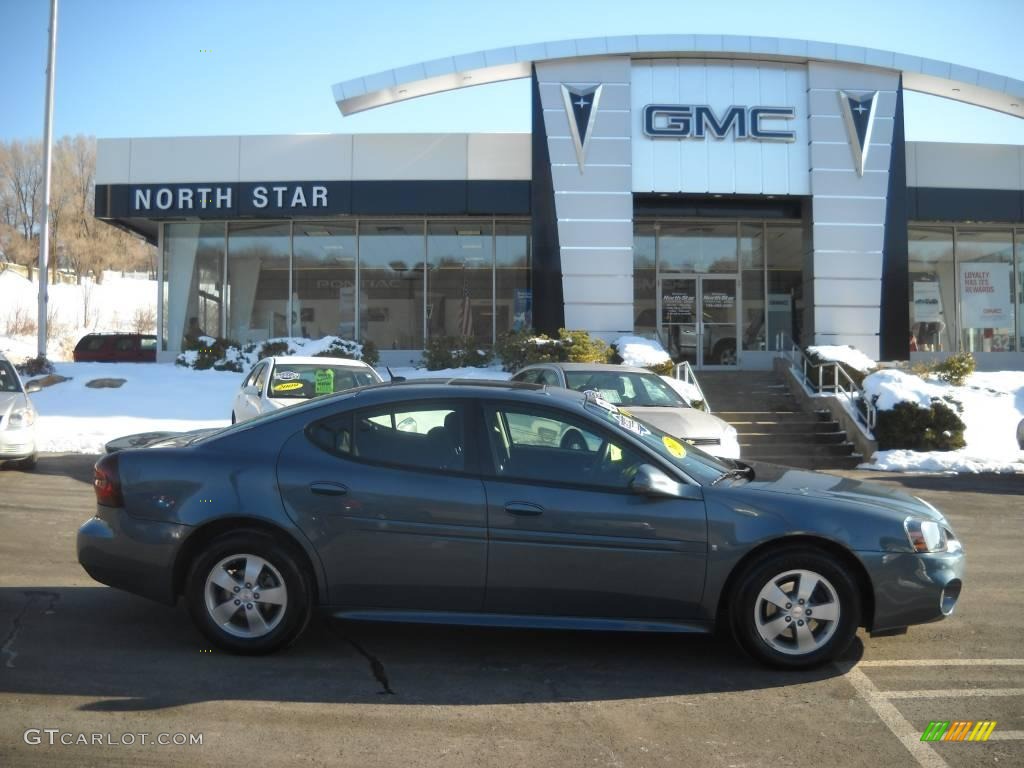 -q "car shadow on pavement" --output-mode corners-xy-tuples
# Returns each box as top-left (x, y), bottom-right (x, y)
(839, 470), (1024, 497)
(0, 586), (862, 712)
(1, 453), (99, 484)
